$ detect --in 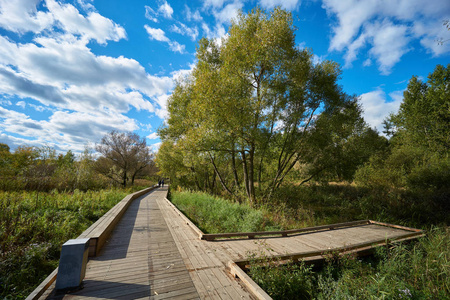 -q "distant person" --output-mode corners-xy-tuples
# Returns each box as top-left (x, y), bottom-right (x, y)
(162, 179), (164, 187)
(158, 179), (161, 187)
